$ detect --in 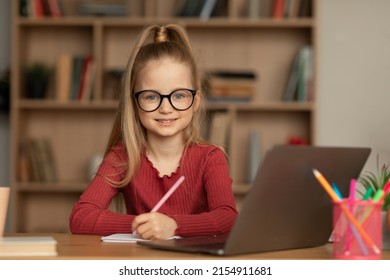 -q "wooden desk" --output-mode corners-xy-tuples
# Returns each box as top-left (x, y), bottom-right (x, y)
(2, 233), (390, 260)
